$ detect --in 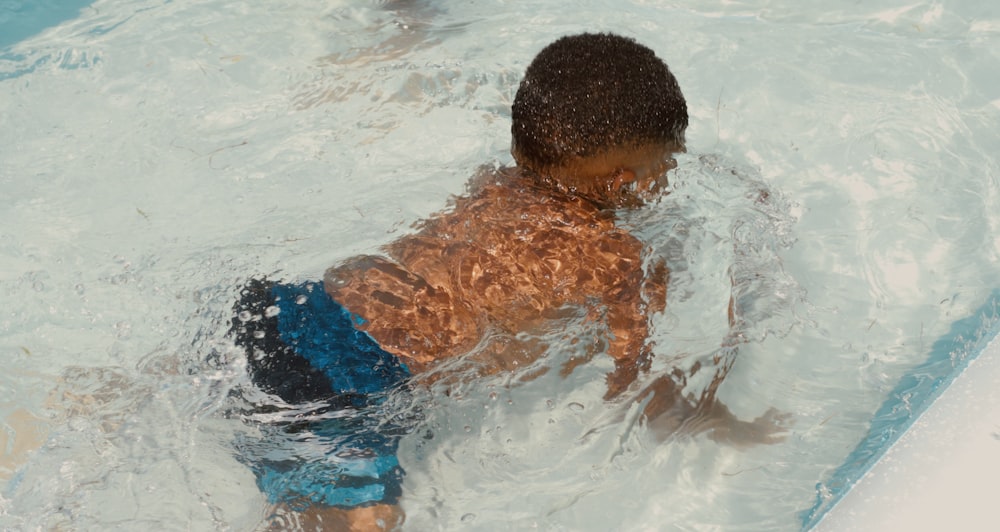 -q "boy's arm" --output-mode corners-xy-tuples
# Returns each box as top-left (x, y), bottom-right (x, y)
(637, 279), (790, 446)
(602, 257), (669, 399)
